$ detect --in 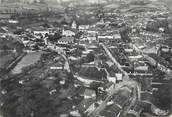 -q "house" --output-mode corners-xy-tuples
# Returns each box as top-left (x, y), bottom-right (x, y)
(70, 110), (81, 117)
(81, 49), (93, 57)
(78, 25), (90, 31)
(115, 73), (123, 81)
(105, 61), (114, 67)
(8, 20), (19, 24)
(96, 18), (105, 25)
(113, 34), (121, 39)
(107, 76), (116, 84)
(128, 55), (143, 61)
(84, 89), (96, 99)
(33, 30), (49, 35)
(82, 36), (96, 42)
(98, 35), (114, 42)
(68, 56), (80, 61)
(134, 66), (149, 72)
(50, 66), (63, 70)
(124, 48), (134, 53)
(57, 37), (74, 44)
(81, 62), (97, 68)
(62, 28), (76, 37)
(86, 30), (98, 36)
